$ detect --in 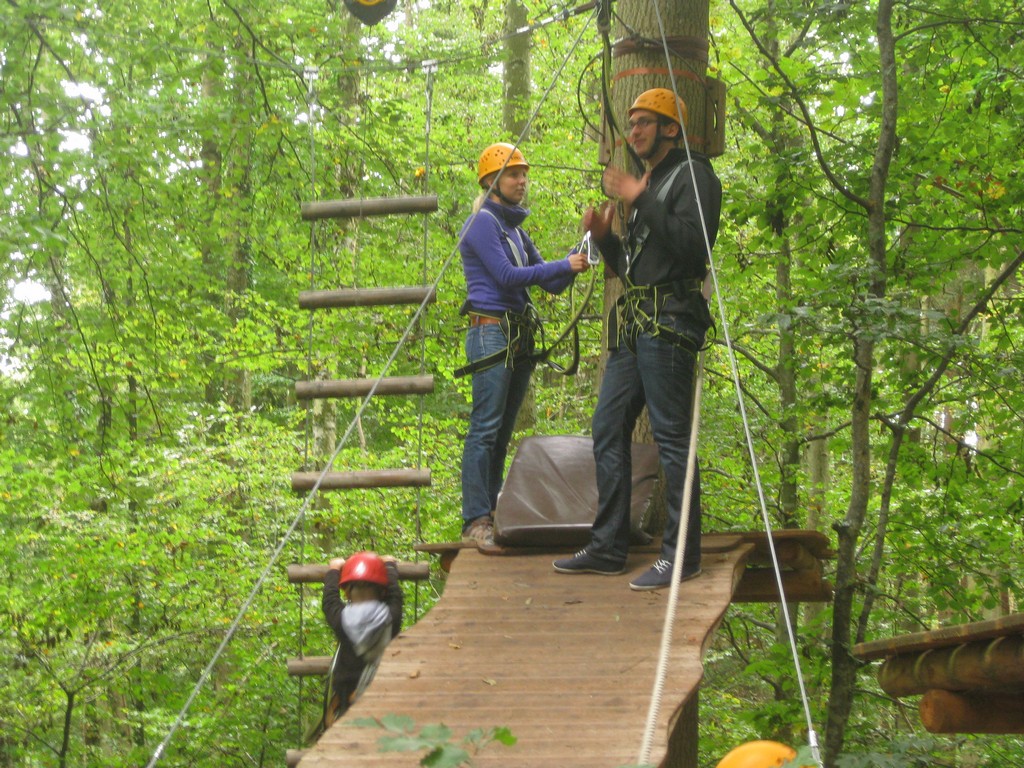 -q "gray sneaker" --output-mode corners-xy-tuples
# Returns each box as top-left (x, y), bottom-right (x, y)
(552, 548), (625, 575)
(629, 559), (702, 591)
(462, 515), (495, 546)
